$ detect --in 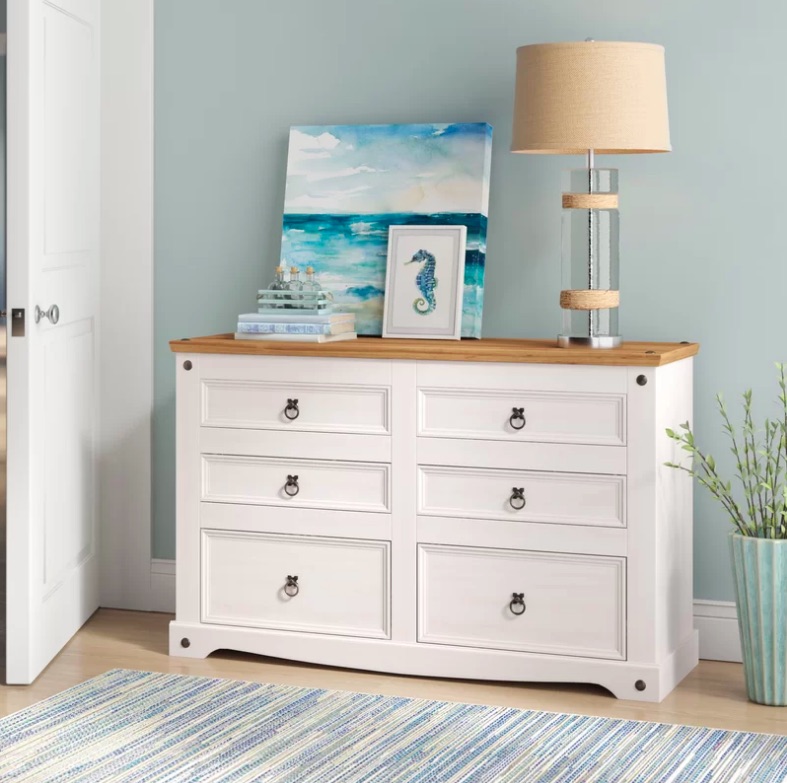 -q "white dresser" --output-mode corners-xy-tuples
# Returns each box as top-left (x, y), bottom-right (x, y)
(170, 335), (699, 702)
